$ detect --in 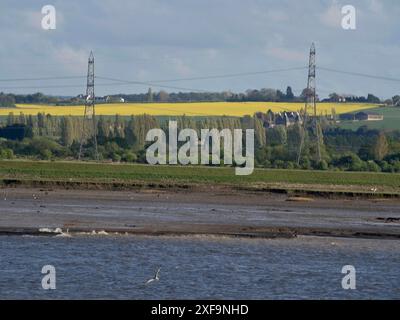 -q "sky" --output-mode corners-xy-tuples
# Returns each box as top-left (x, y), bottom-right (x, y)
(0, 0), (399, 99)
